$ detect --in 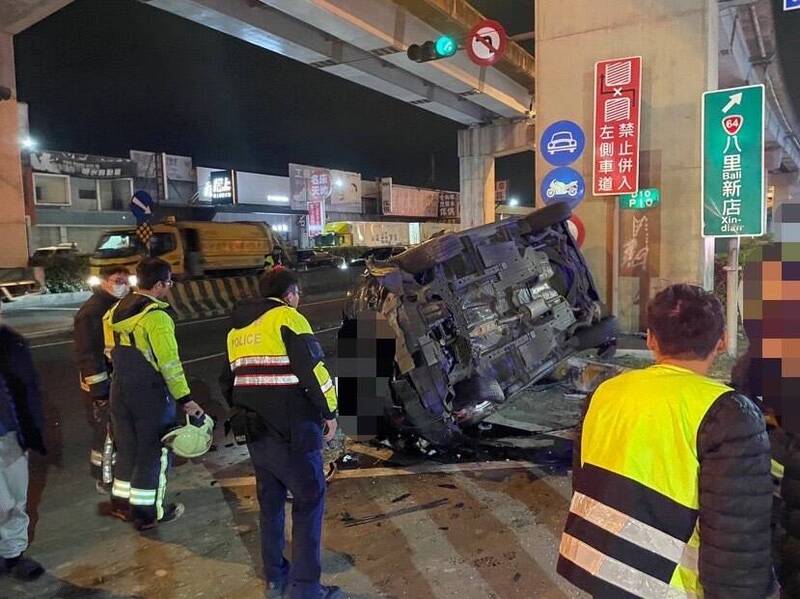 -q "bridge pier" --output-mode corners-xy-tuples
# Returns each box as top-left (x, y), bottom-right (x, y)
(458, 119), (535, 229)
(535, 0), (720, 332)
(0, 32), (29, 268)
